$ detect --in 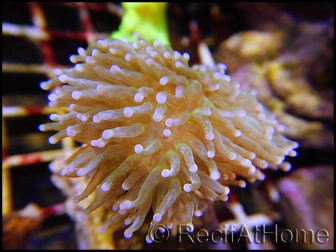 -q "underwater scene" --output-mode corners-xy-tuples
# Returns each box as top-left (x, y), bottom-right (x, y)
(2, 2), (334, 250)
